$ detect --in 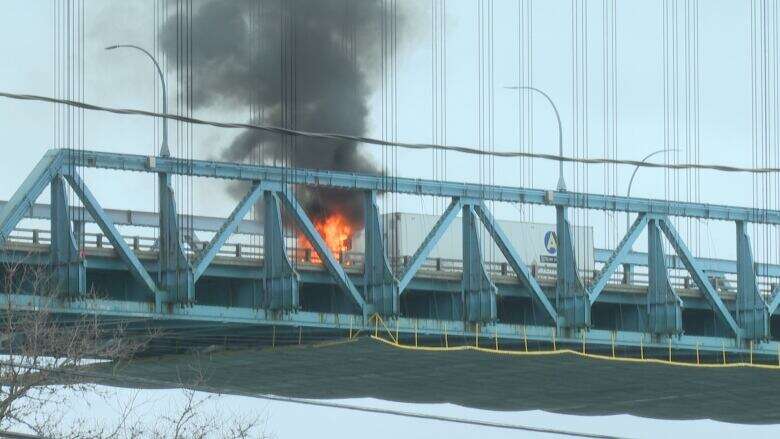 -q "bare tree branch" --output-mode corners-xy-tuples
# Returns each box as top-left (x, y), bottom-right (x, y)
(0, 253), (270, 438)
